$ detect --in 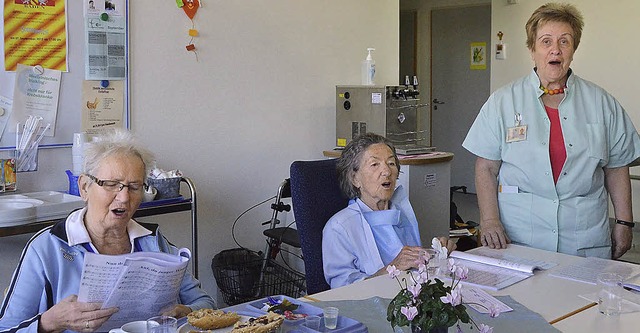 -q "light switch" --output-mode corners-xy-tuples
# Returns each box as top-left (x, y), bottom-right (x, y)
(496, 43), (507, 60)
